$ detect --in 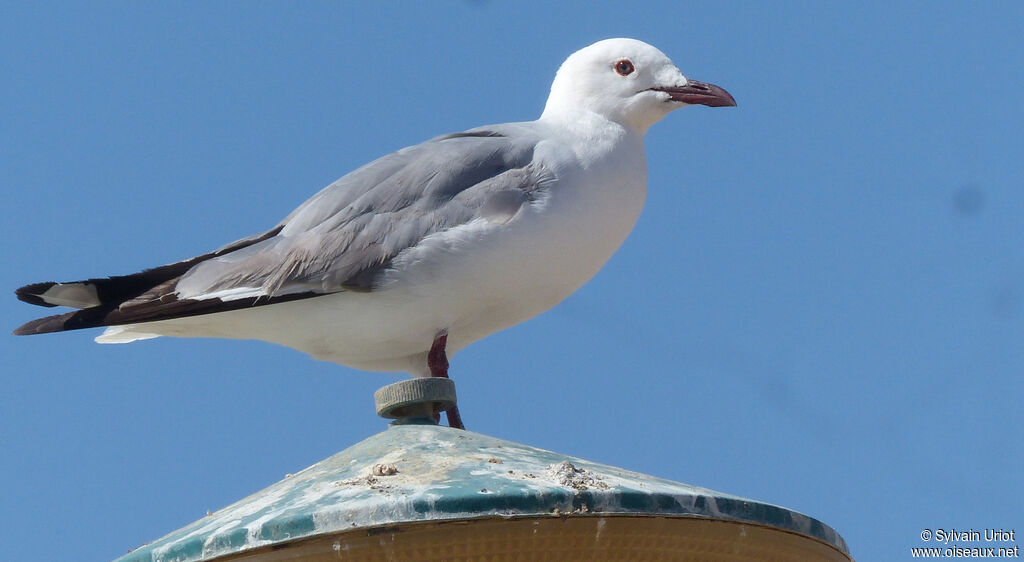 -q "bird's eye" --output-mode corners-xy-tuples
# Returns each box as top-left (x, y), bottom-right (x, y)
(614, 59), (635, 76)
